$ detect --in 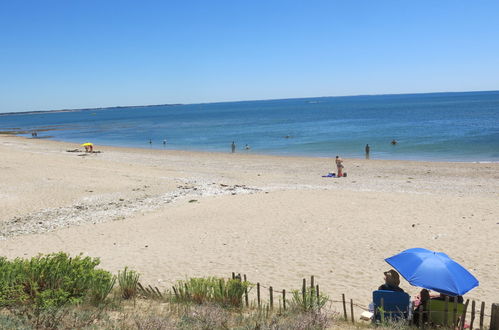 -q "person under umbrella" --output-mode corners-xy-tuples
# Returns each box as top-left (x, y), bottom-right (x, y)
(385, 248), (479, 296)
(379, 269), (405, 292)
